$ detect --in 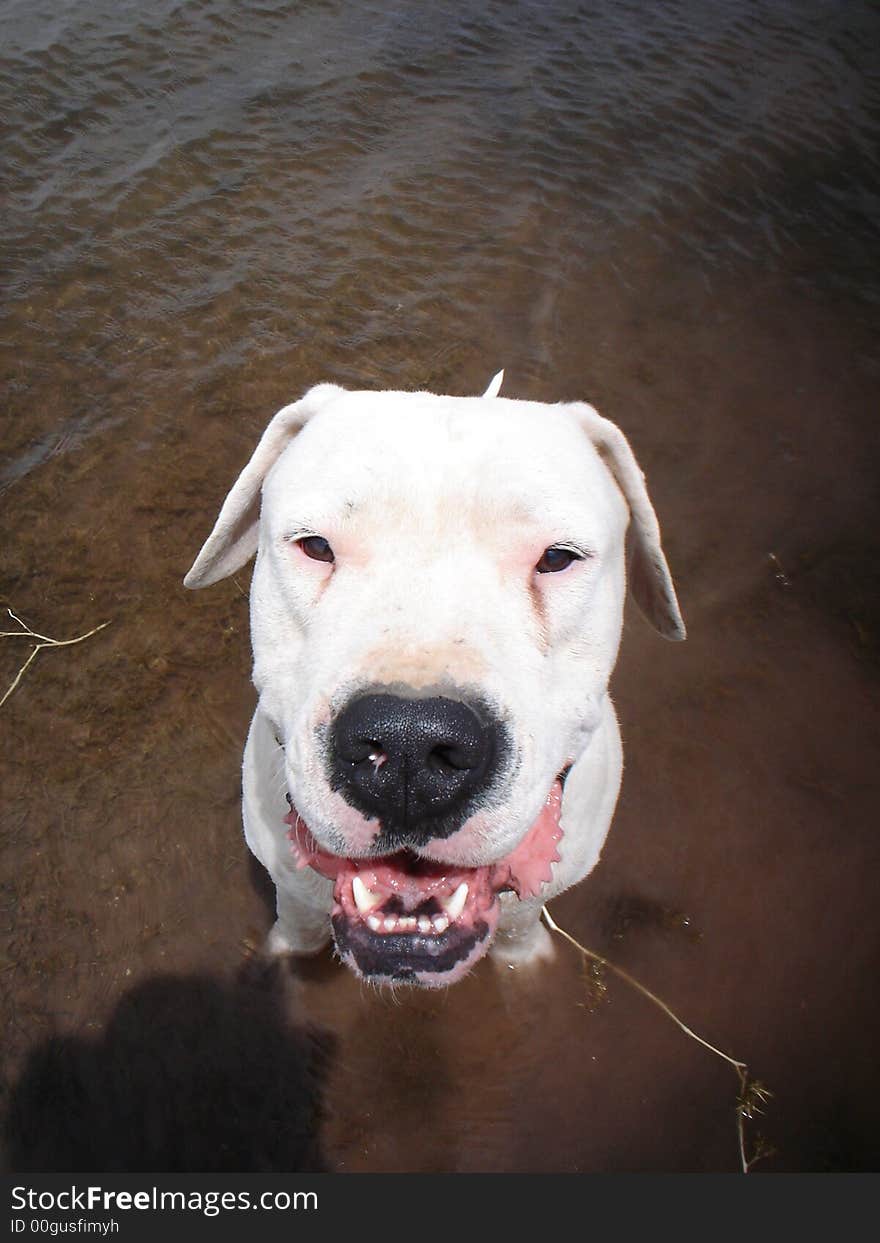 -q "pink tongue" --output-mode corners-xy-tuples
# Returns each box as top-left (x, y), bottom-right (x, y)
(284, 780), (563, 904)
